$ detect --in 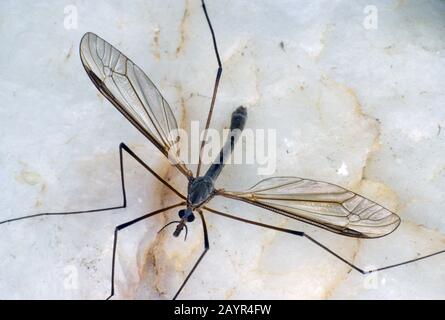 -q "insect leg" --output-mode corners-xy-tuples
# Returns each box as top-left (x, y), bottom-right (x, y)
(204, 206), (304, 236)
(204, 206), (445, 275)
(119, 142), (185, 200)
(196, 0), (223, 177)
(303, 233), (445, 274)
(172, 209), (209, 300)
(0, 143), (185, 226)
(106, 201), (186, 300)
